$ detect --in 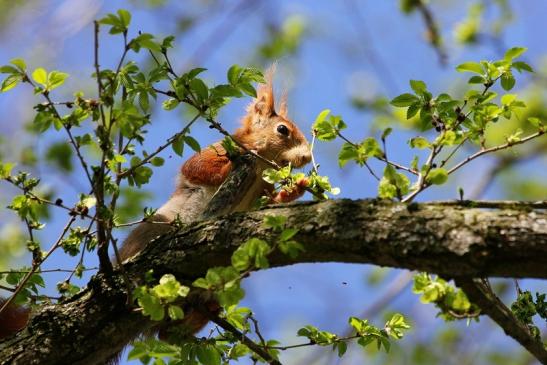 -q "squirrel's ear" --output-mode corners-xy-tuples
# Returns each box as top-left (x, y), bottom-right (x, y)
(253, 90), (275, 116)
(247, 64), (276, 117)
(278, 91), (288, 118)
